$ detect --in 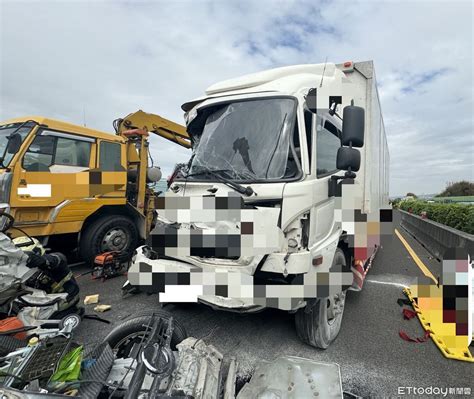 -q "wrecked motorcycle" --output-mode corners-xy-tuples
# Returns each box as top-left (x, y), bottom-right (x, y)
(0, 310), (344, 398)
(0, 212), (83, 355)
